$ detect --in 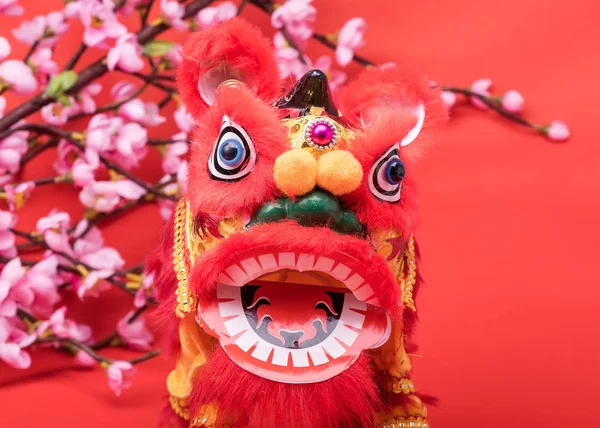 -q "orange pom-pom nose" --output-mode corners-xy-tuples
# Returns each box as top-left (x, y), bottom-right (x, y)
(316, 150), (363, 196)
(274, 149), (318, 196)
